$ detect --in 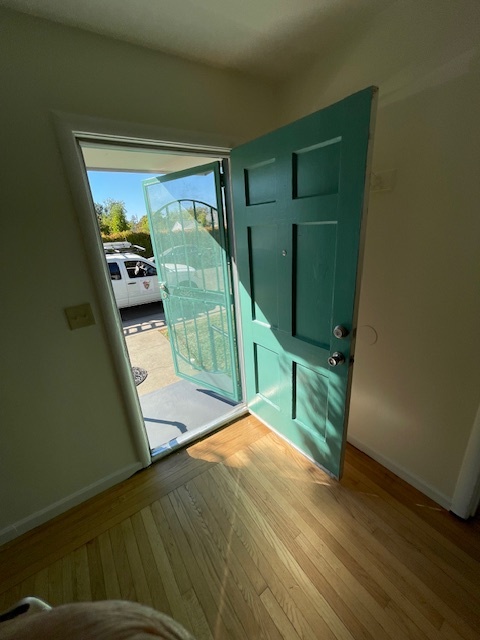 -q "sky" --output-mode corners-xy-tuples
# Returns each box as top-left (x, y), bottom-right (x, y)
(87, 171), (154, 221)
(87, 170), (218, 221)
